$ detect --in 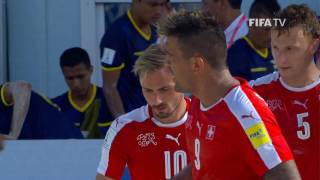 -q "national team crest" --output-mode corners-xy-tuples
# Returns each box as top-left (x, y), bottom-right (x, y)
(137, 132), (157, 147)
(266, 99), (284, 111)
(206, 125), (216, 140)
